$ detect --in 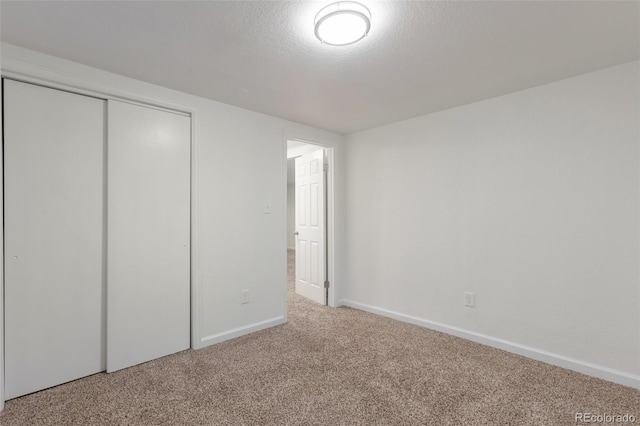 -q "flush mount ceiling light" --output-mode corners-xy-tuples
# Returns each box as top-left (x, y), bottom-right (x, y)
(314, 2), (371, 46)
